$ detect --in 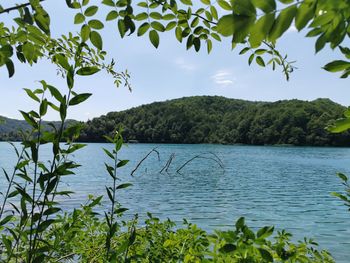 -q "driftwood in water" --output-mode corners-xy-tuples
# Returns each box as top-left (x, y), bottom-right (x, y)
(130, 147), (160, 176)
(131, 147), (224, 175)
(159, 153), (175, 173)
(176, 152), (224, 174)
